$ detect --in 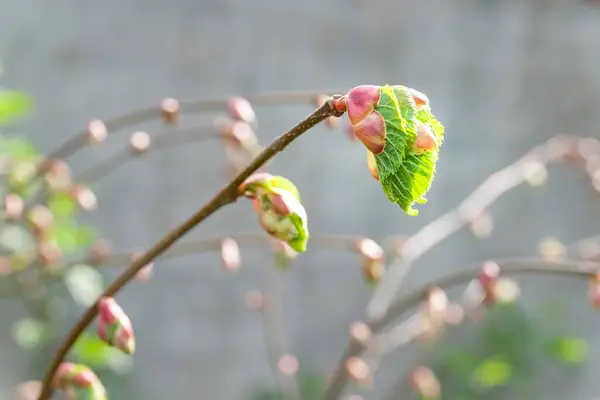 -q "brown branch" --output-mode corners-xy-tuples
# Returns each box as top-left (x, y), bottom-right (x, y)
(44, 89), (341, 163)
(75, 125), (223, 184)
(366, 135), (585, 320)
(324, 257), (600, 399)
(38, 96), (344, 399)
(86, 233), (363, 267)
